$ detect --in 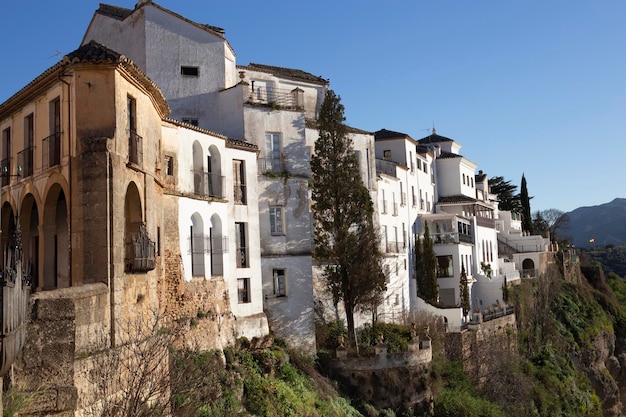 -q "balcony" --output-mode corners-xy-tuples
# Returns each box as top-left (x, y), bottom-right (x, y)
(476, 216), (495, 229)
(128, 130), (143, 166)
(248, 86), (303, 110)
(192, 170), (224, 198)
(258, 156), (285, 175)
(381, 200), (388, 214)
(392, 203), (398, 216)
(17, 146), (34, 178)
(125, 225), (156, 273)
(386, 241), (401, 253)
(432, 232), (474, 246)
(42, 132), (60, 169)
(400, 193), (407, 207)
(234, 183), (247, 205)
(375, 158), (398, 178)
